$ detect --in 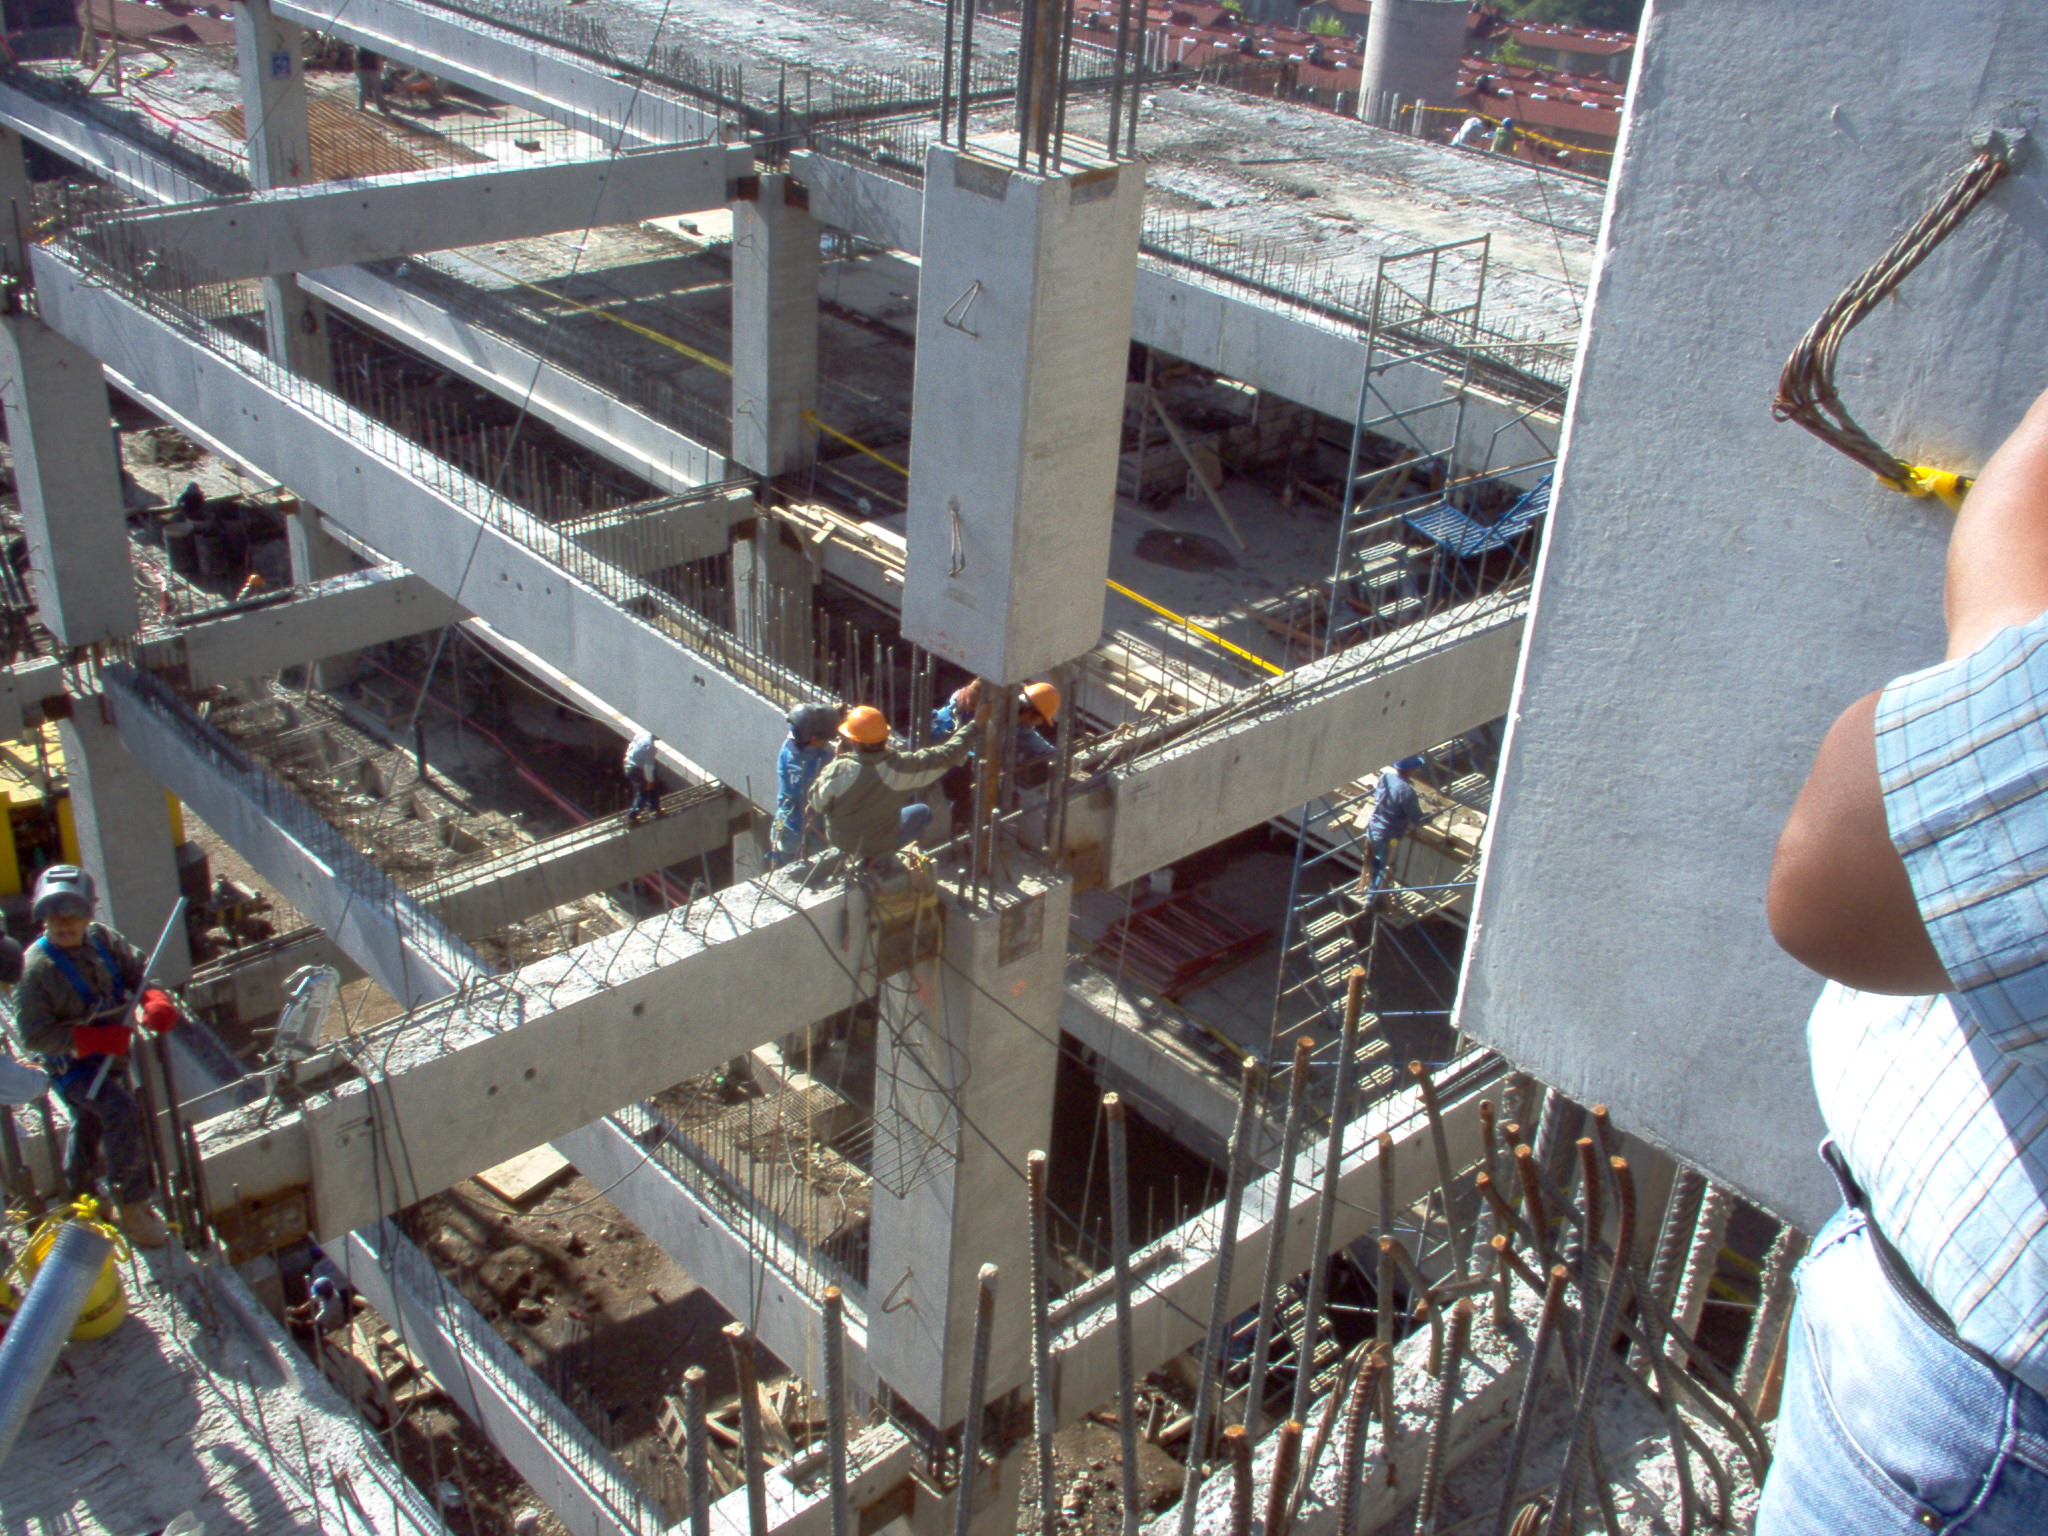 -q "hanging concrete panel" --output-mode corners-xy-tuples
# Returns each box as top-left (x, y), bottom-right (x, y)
(1456, 0), (2048, 1230)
